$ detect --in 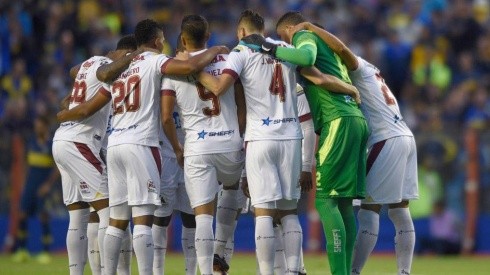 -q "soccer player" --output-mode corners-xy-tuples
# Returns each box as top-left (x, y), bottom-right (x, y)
(240, 11), (369, 275)
(160, 15), (245, 275)
(12, 116), (59, 264)
(58, 19), (227, 275)
(291, 21), (418, 275)
(53, 35), (138, 275)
